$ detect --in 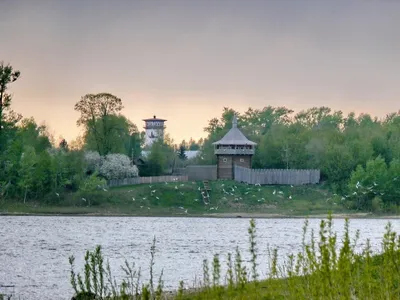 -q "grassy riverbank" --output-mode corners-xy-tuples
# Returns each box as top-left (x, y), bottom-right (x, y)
(0, 180), (390, 217)
(67, 216), (400, 300)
